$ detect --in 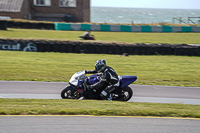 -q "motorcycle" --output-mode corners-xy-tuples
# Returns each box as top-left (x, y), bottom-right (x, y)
(61, 70), (137, 101)
(79, 35), (95, 40)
